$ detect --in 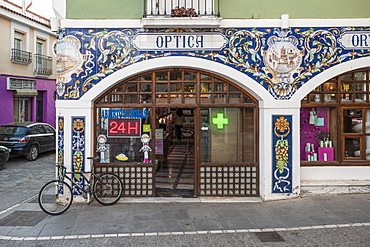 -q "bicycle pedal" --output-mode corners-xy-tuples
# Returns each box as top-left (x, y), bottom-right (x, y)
(82, 192), (87, 199)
